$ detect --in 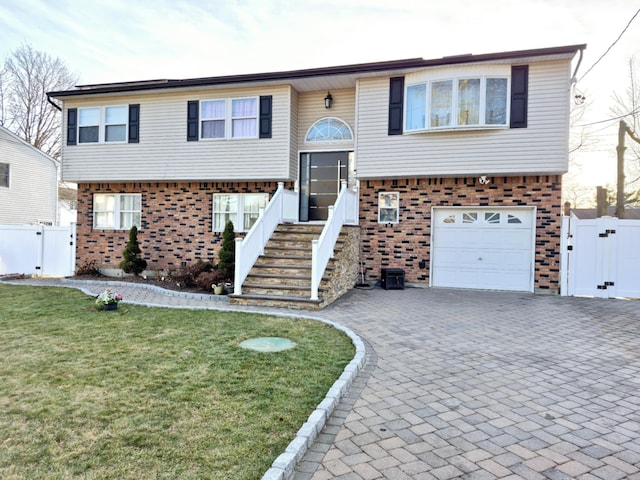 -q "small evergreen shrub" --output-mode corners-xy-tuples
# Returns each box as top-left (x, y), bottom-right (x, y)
(119, 226), (147, 276)
(217, 220), (236, 280)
